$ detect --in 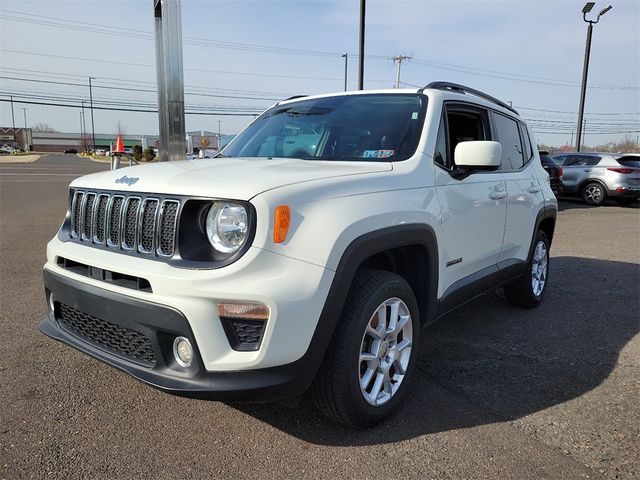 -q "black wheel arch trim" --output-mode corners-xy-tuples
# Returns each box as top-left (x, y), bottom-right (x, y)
(293, 224), (440, 390)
